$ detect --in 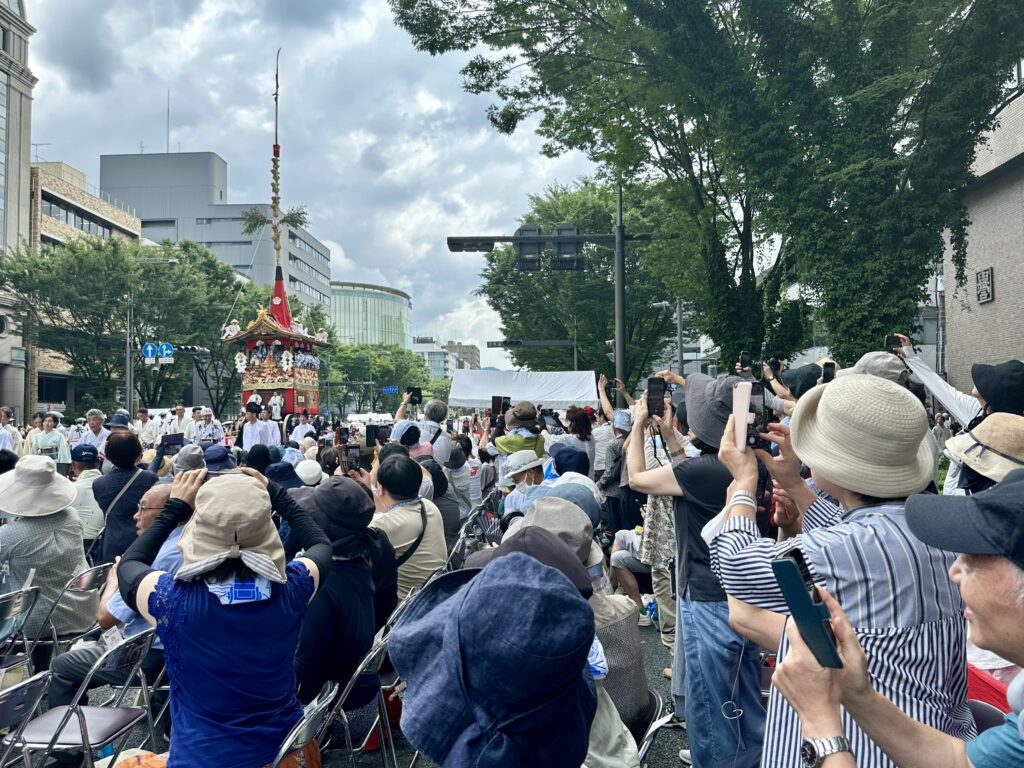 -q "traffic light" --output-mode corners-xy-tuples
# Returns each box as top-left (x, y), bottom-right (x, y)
(551, 223), (583, 271)
(177, 345), (210, 354)
(515, 225), (543, 271)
